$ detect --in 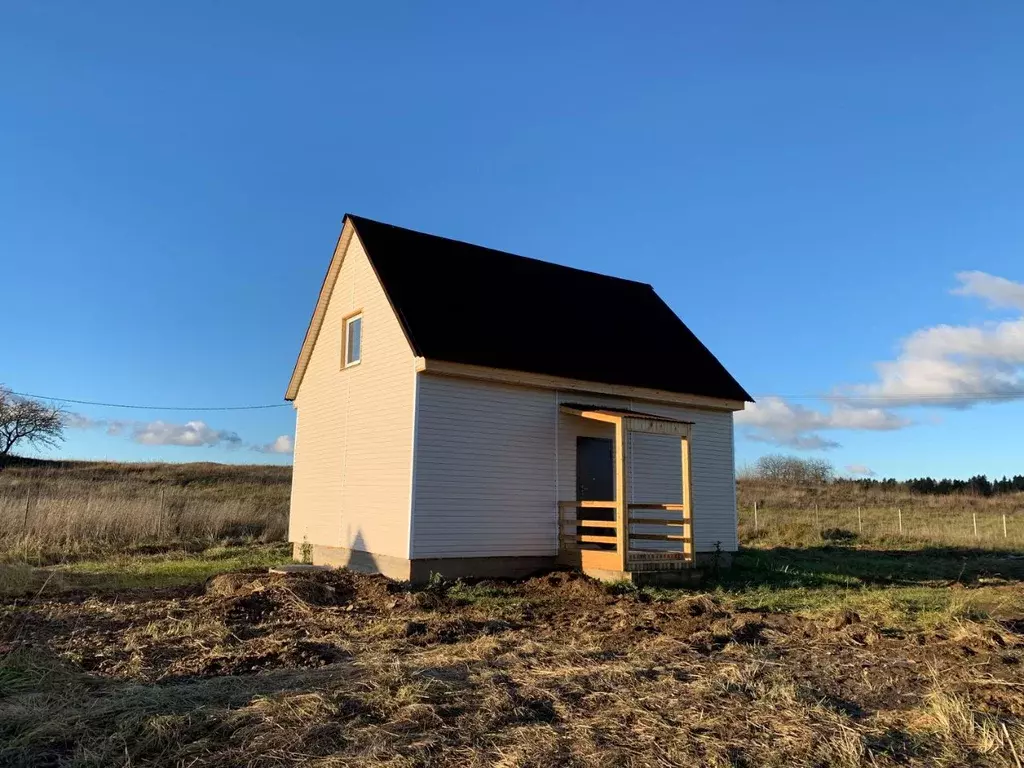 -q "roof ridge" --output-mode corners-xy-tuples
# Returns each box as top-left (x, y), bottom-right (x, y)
(345, 213), (653, 289)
